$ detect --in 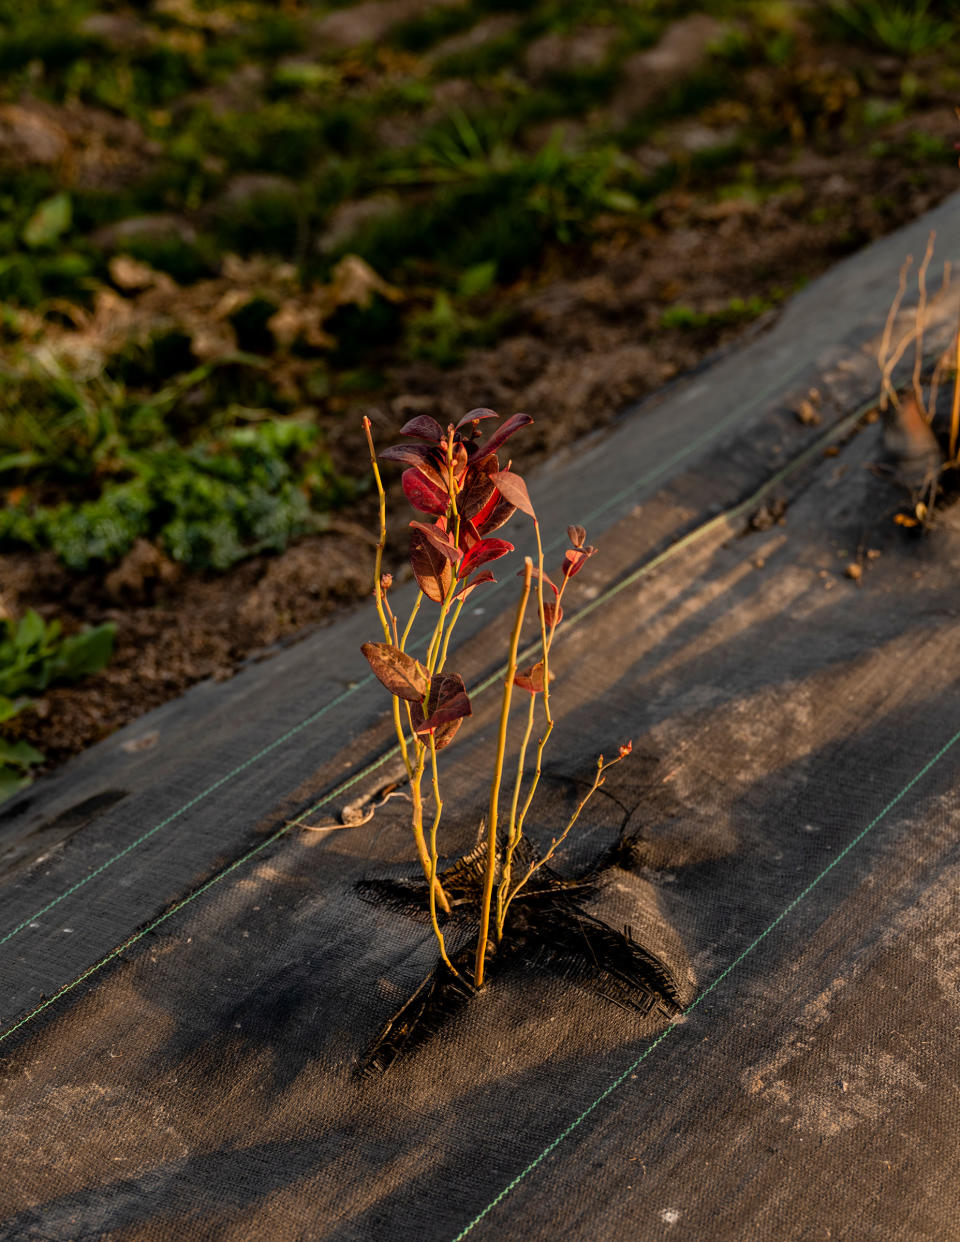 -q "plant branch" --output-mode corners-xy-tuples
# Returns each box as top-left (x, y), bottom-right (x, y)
(428, 730), (459, 975)
(951, 306), (960, 462)
(475, 556), (532, 987)
(501, 747), (631, 919)
(362, 417), (392, 645)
